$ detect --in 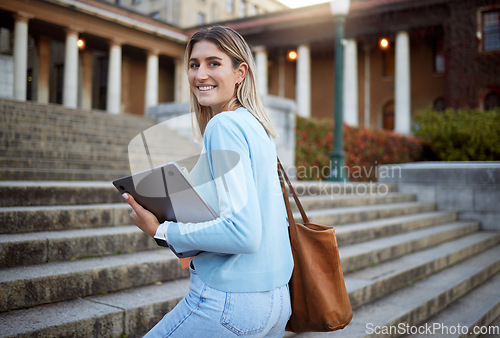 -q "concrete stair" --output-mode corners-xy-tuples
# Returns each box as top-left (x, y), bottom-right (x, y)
(1, 100), (499, 337)
(0, 99), (200, 180)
